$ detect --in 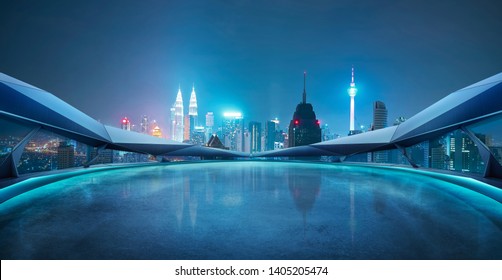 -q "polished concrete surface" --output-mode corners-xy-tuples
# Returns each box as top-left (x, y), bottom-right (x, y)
(1, 161), (501, 259)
